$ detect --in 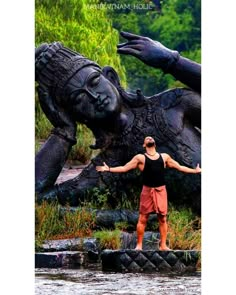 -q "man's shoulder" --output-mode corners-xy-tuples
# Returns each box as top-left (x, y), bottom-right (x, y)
(135, 153), (145, 162)
(160, 153), (170, 161)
